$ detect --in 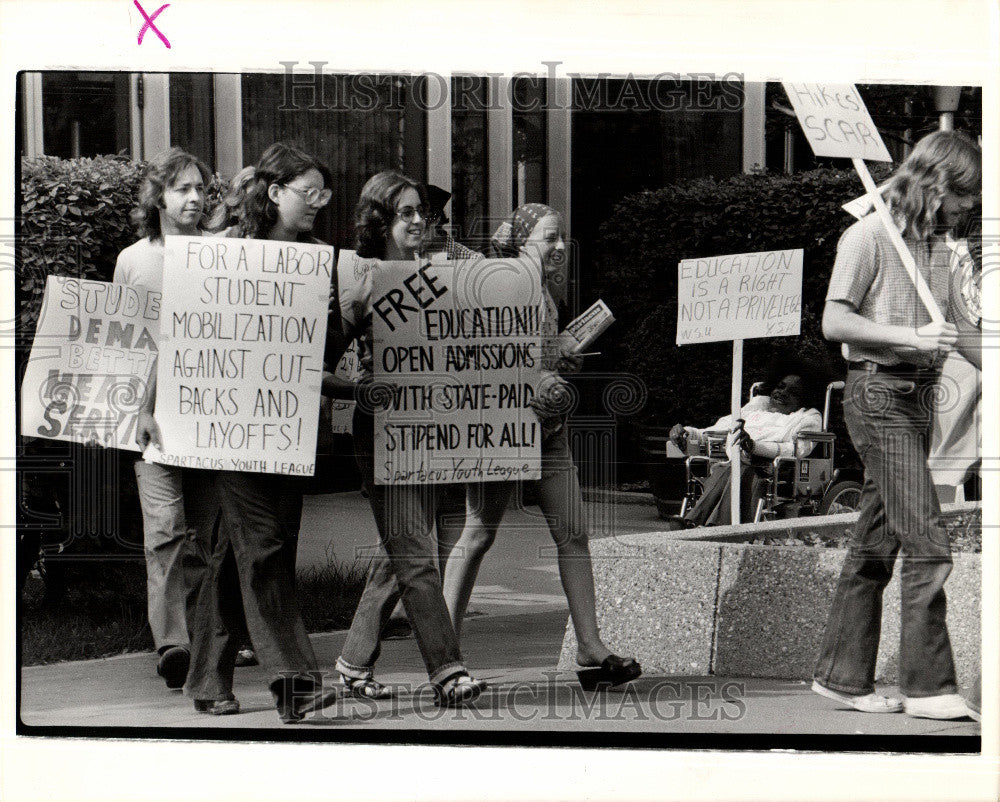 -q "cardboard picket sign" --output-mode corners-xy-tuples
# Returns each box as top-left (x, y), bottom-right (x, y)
(782, 82), (944, 322)
(328, 341), (361, 435)
(782, 82), (892, 162)
(676, 249), (803, 345)
(371, 256), (543, 485)
(328, 250), (375, 435)
(20, 276), (159, 450)
(146, 235), (333, 475)
(676, 248), (804, 525)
